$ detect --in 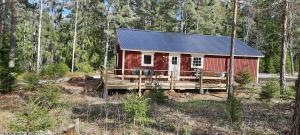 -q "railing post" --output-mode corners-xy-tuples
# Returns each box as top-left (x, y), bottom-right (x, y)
(199, 70), (203, 94)
(170, 71), (174, 90)
(226, 72), (229, 93)
(103, 68), (108, 99)
(138, 69), (142, 97)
